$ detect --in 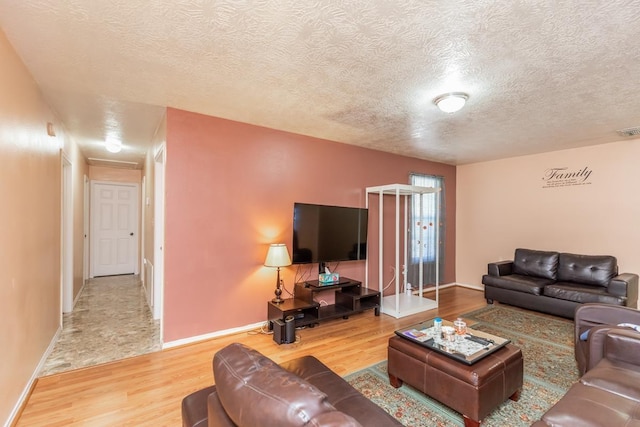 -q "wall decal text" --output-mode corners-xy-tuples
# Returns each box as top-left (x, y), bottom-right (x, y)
(542, 166), (592, 188)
